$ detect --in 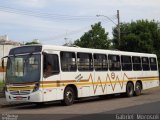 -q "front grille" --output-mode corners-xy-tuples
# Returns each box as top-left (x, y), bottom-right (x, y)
(10, 90), (31, 95)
